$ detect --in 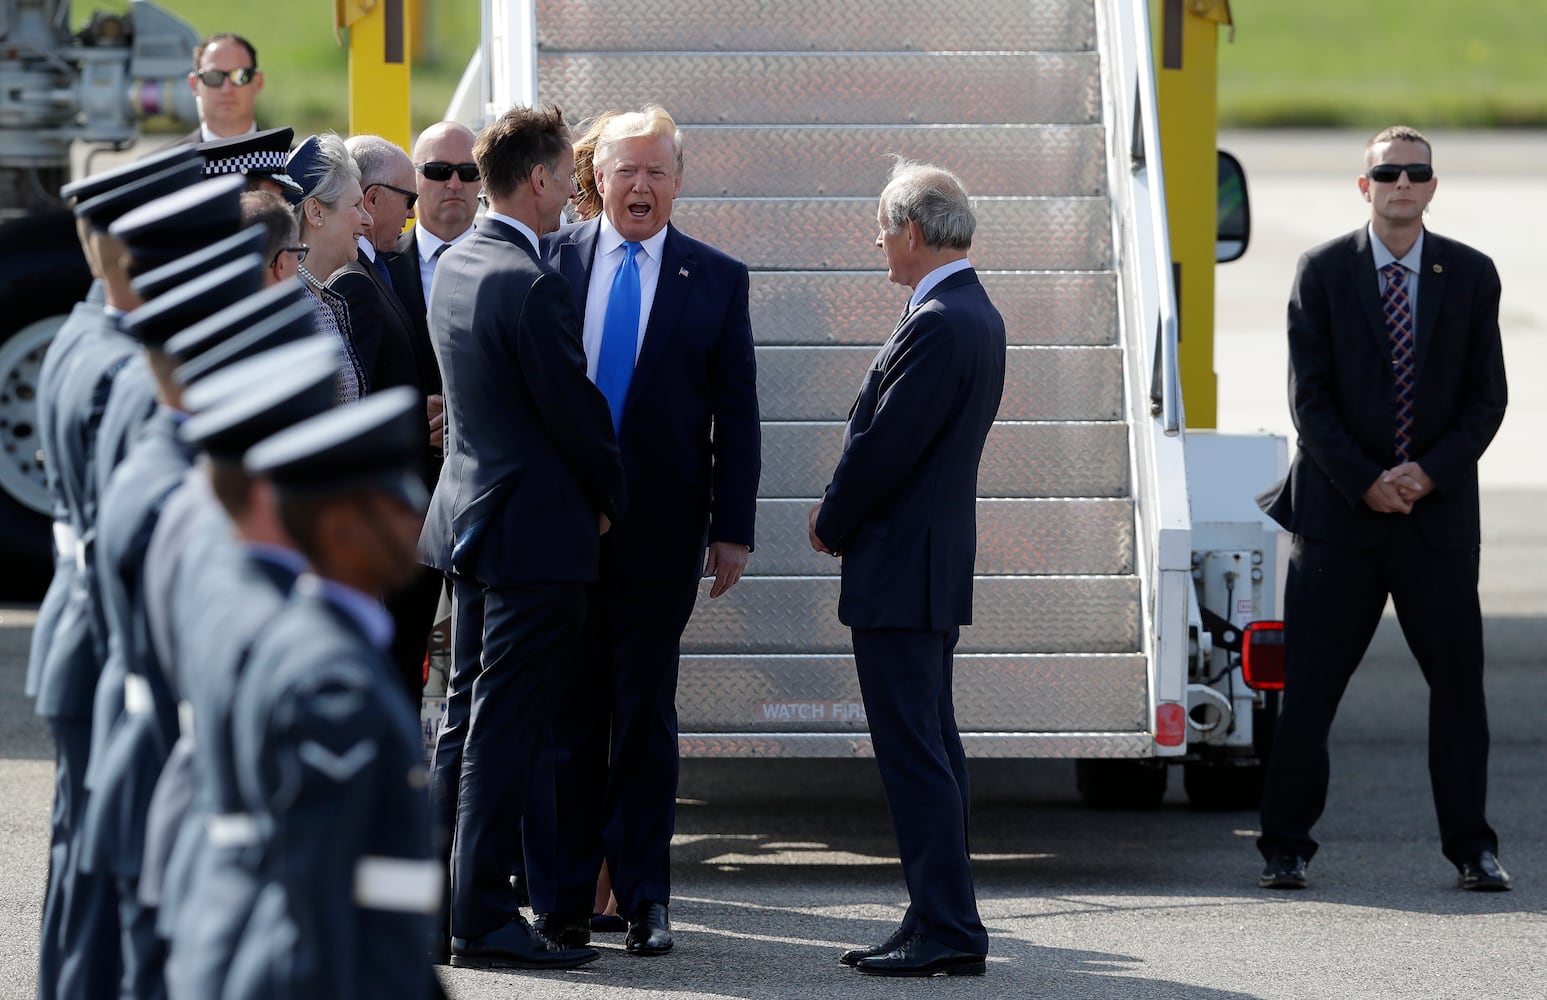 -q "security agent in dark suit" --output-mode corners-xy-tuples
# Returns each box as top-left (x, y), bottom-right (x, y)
(420, 104), (623, 971)
(32, 144), (202, 1000)
(1255, 126), (1510, 893)
(530, 104), (760, 957)
(332, 133), (445, 701)
(225, 388), (441, 1000)
(810, 161), (1002, 978)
